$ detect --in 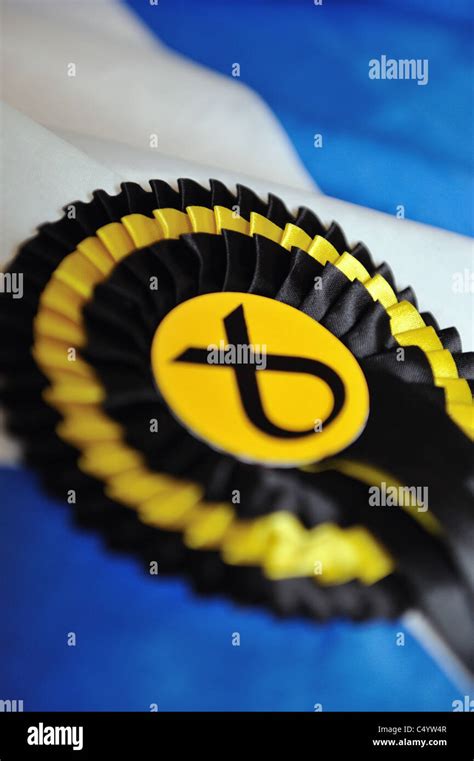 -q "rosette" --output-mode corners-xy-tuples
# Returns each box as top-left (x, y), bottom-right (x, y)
(1, 179), (472, 668)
